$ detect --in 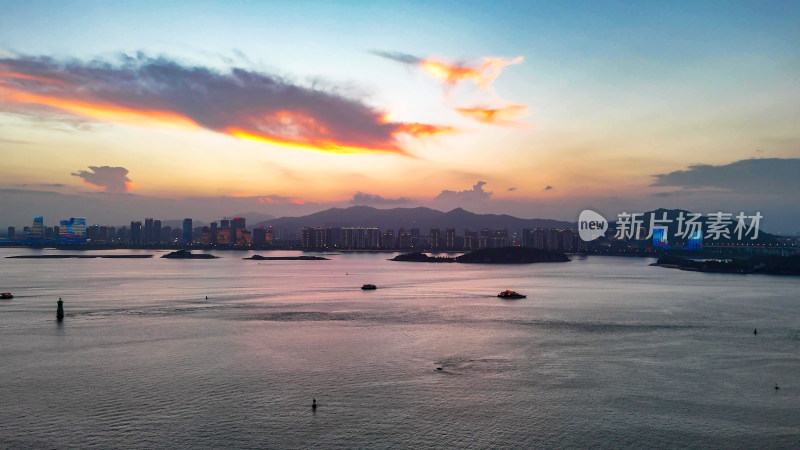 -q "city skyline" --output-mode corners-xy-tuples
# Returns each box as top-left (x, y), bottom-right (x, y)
(1, 1), (799, 232)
